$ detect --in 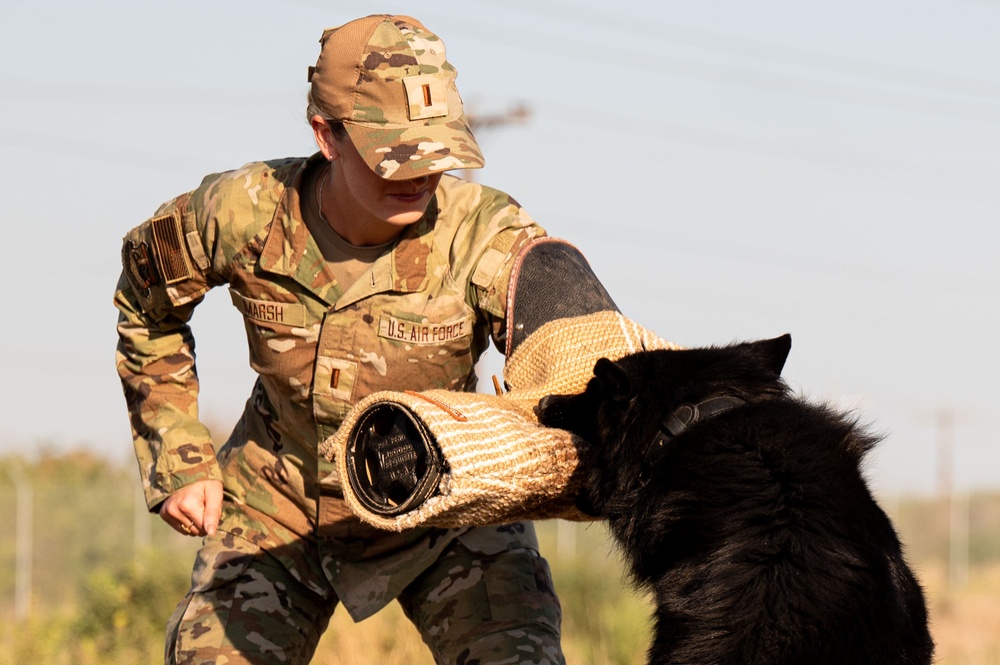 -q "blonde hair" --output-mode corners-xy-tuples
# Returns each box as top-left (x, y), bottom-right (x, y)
(305, 90), (325, 124)
(306, 90), (348, 138)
